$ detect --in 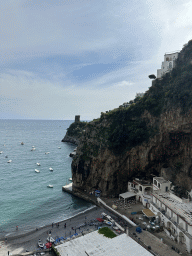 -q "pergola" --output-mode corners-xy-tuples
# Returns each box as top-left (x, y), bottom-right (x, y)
(119, 191), (136, 206)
